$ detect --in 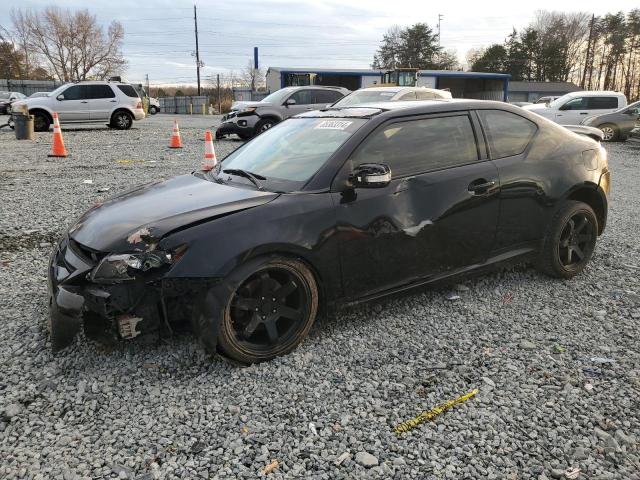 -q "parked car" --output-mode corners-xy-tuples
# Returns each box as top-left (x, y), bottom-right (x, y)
(49, 99), (609, 363)
(580, 100), (640, 141)
(0, 91), (27, 114)
(332, 86), (452, 107)
(535, 96), (560, 104)
(10, 81), (146, 131)
(216, 86), (350, 140)
(523, 91), (626, 125)
(28, 91), (50, 99)
(564, 124), (604, 142)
